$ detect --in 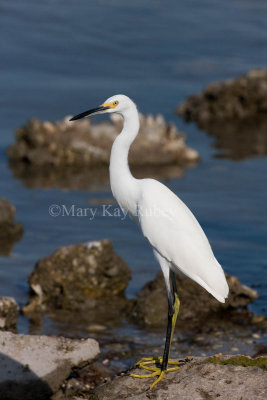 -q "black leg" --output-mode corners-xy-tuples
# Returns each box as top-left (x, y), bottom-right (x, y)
(161, 270), (178, 371)
(130, 269), (180, 389)
(161, 297), (174, 371)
